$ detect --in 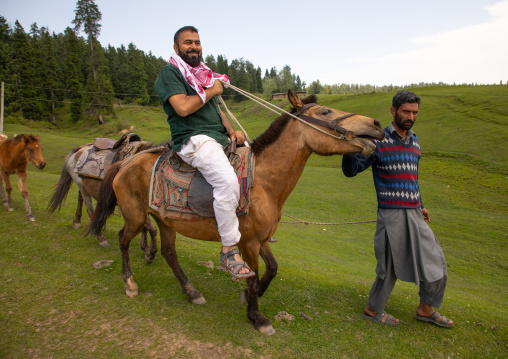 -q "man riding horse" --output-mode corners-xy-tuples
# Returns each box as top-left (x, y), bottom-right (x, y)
(154, 26), (254, 279)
